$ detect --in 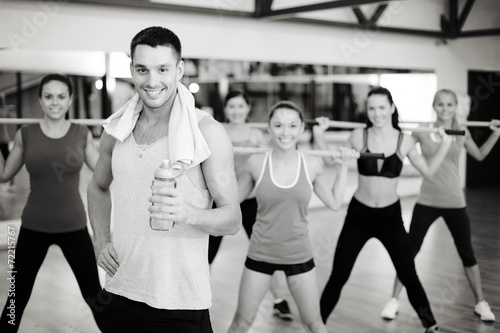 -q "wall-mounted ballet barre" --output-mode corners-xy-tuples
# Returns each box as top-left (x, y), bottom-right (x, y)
(233, 146), (384, 159)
